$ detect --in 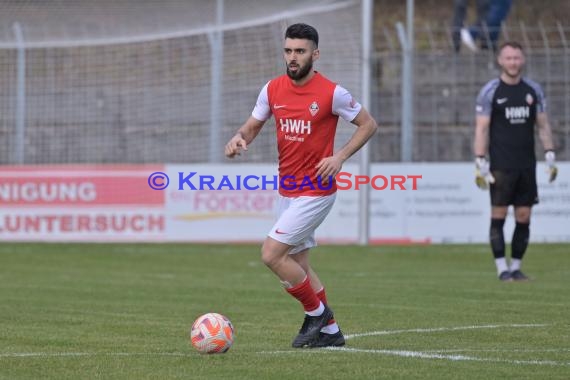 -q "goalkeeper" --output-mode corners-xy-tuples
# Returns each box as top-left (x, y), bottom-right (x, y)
(473, 41), (557, 282)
